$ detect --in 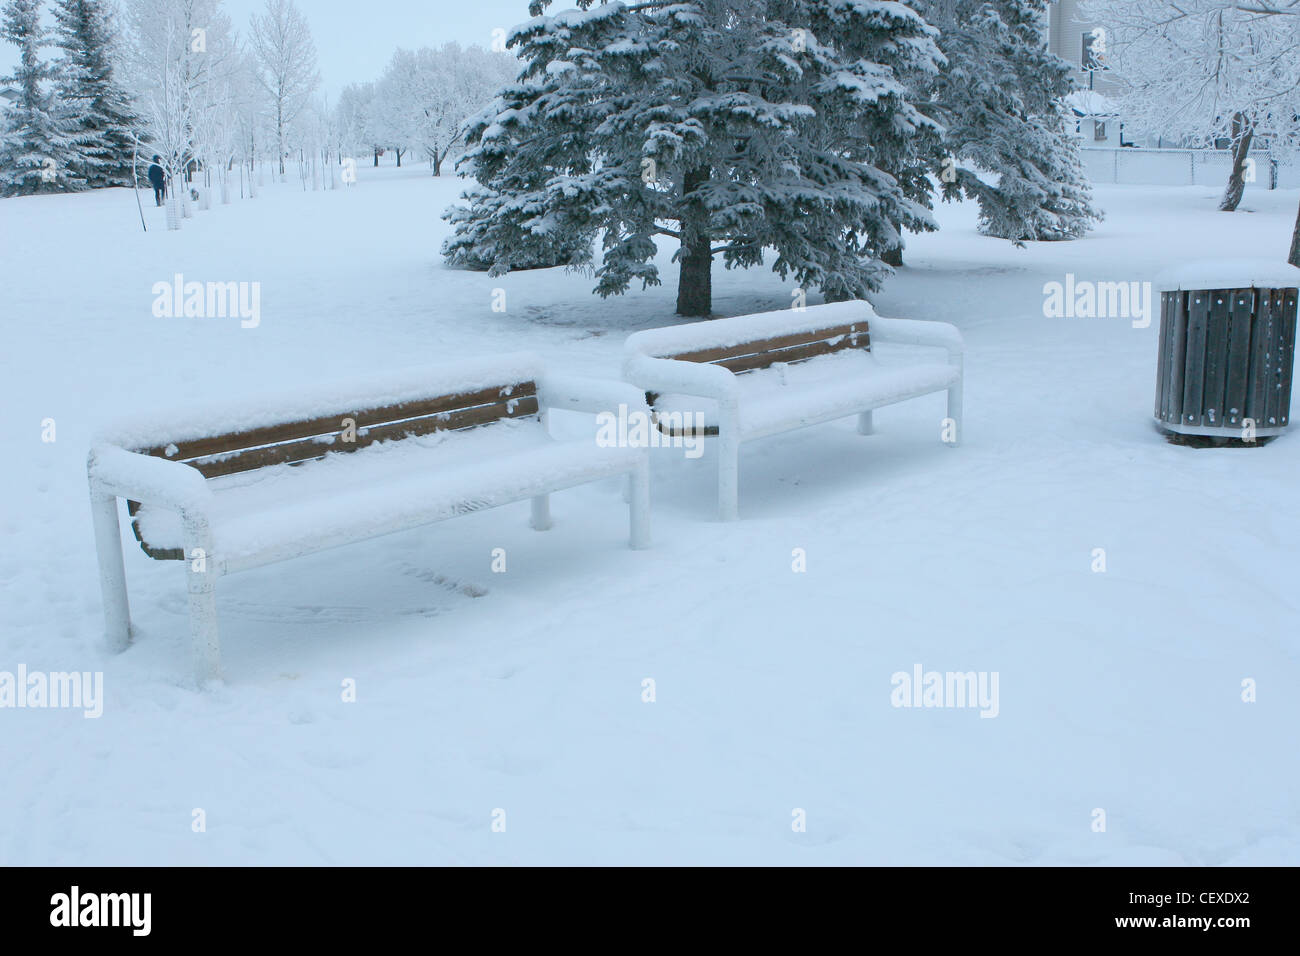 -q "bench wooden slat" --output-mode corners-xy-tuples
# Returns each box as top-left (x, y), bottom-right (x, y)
(185, 396), (540, 479)
(646, 321), (871, 435)
(648, 338), (856, 432)
(715, 338), (858, 374)
(125, 500), (184, 562)
(643, 321), (871, 409)
(127, 381), (542, 558)
(139, 382), (537, 463)
(667, 322), (869, 365)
